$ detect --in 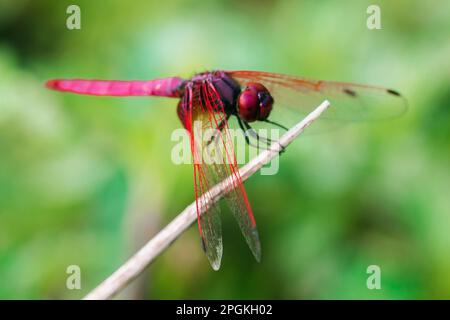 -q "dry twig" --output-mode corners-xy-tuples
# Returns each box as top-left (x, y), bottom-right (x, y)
(83, 100), (331, 300)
